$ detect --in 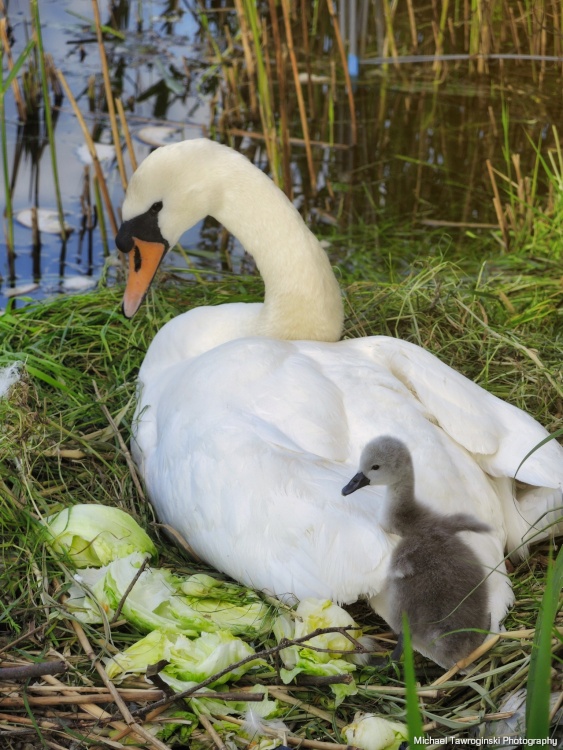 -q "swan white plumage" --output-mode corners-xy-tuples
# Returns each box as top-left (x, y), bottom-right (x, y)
(116, 139), (563, 633)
